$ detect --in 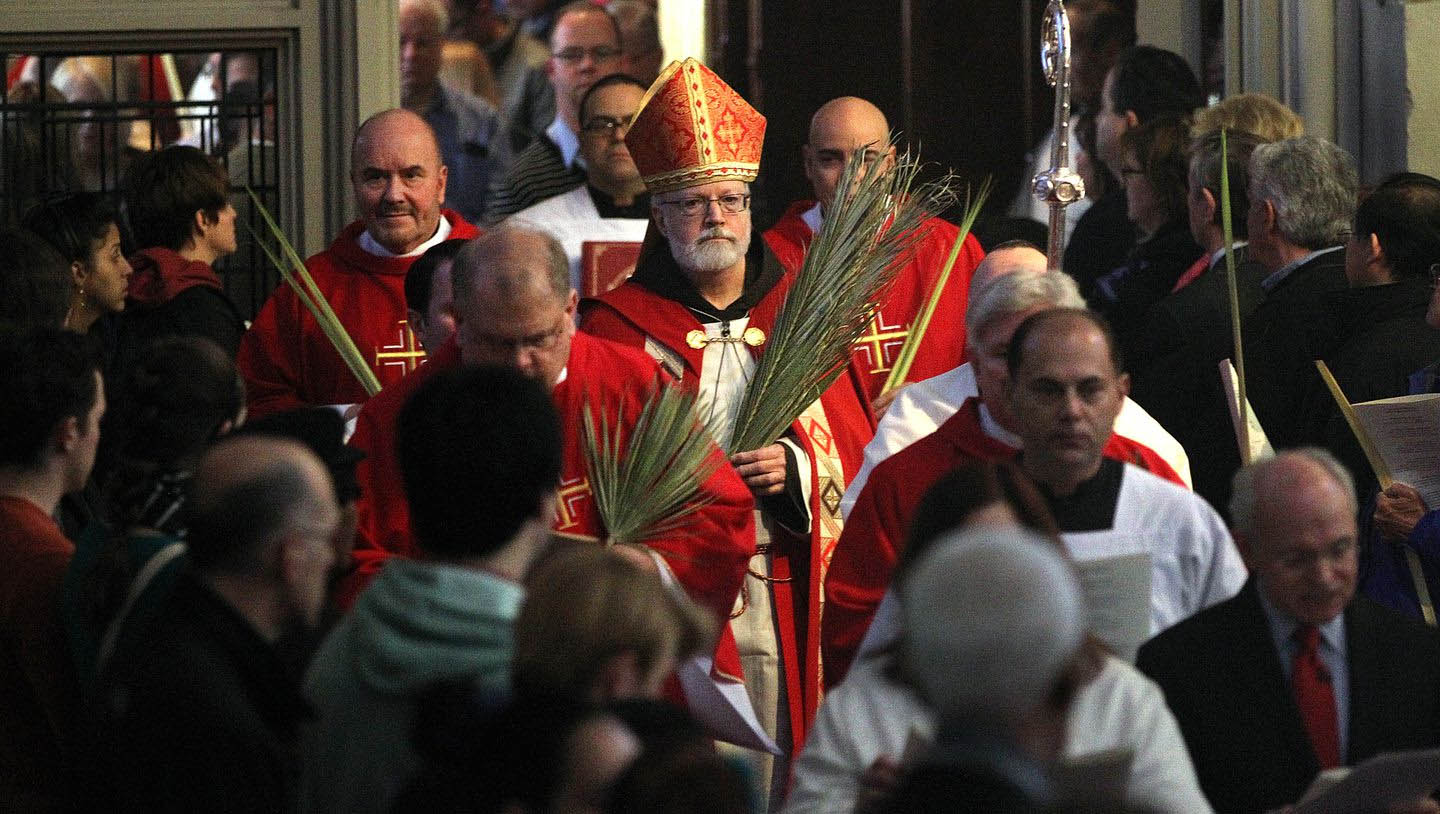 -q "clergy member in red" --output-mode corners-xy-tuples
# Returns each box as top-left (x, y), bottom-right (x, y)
(763, 96), (986, 411)
(236, 108), (481, 418)
(345, 227), (754, 630)
(578, 58), (875, 803)
(825, 269), (1190, 688)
